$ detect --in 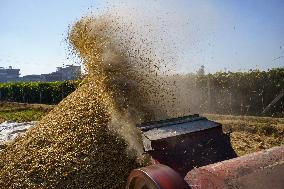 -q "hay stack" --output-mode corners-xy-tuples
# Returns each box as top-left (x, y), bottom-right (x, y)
(0, 14), (176, 188)
(0, 78), (141, 188)
(0, 16), (145, 189)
